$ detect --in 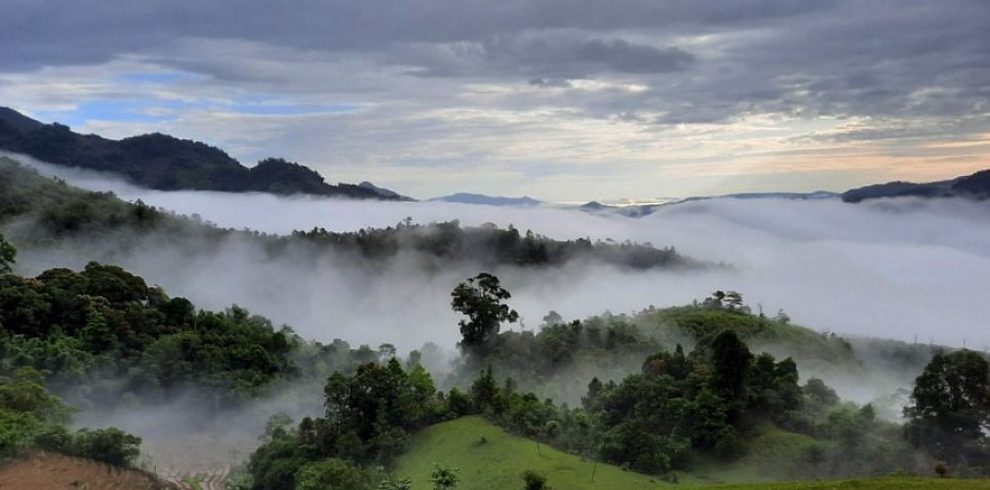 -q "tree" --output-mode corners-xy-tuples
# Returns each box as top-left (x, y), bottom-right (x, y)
(451, 273), (518, 353)
(295, 458), (374, 490)
(724, 291), (744, 311)
(0, 233), (15, 274)
(710, 330), (753, 424)
(470, 366), (500, 413)
(904, 350), (990, 464)
(430, 463), (459, 490)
